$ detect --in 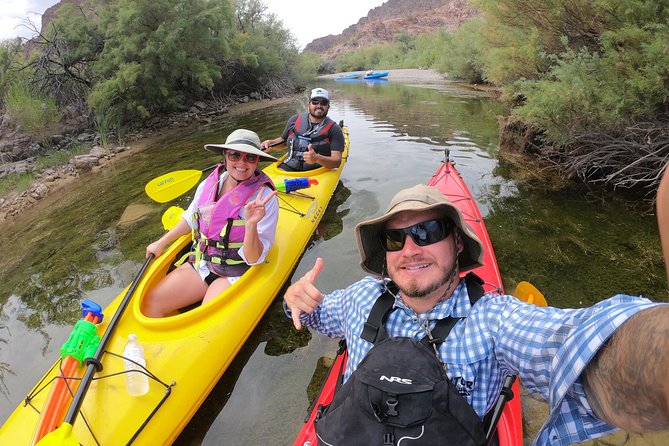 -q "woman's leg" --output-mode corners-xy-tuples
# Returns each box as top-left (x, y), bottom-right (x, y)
(201, 276), (233, 304)
(143, 263), (208, 317)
